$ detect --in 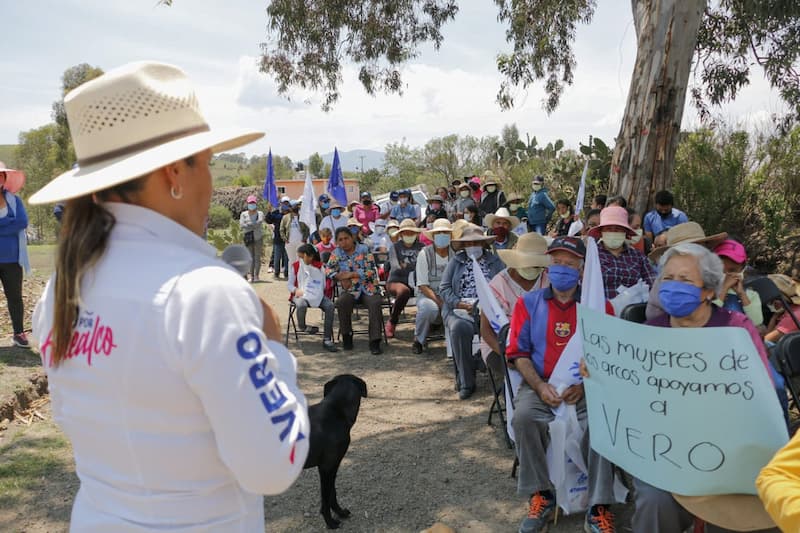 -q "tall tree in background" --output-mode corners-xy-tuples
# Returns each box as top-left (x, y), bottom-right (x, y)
(51, 63), (104, 170)
(252, 0), (799, 214)
(308, 152), (325, 177)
